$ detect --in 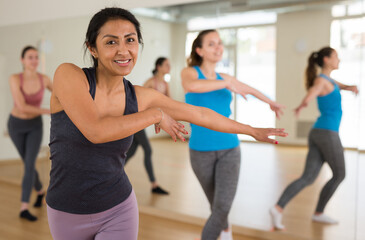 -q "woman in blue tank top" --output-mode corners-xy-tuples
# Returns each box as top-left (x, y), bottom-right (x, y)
(270, 47), (358, 230)
(46, 8), (287, 240)
(181, 29), (286, 240)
